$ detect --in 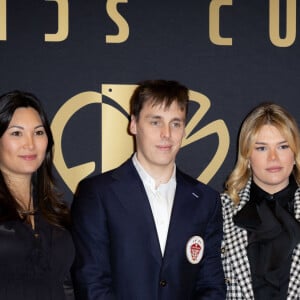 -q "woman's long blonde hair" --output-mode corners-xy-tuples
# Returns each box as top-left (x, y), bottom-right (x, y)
(224, 102), (300, 204)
